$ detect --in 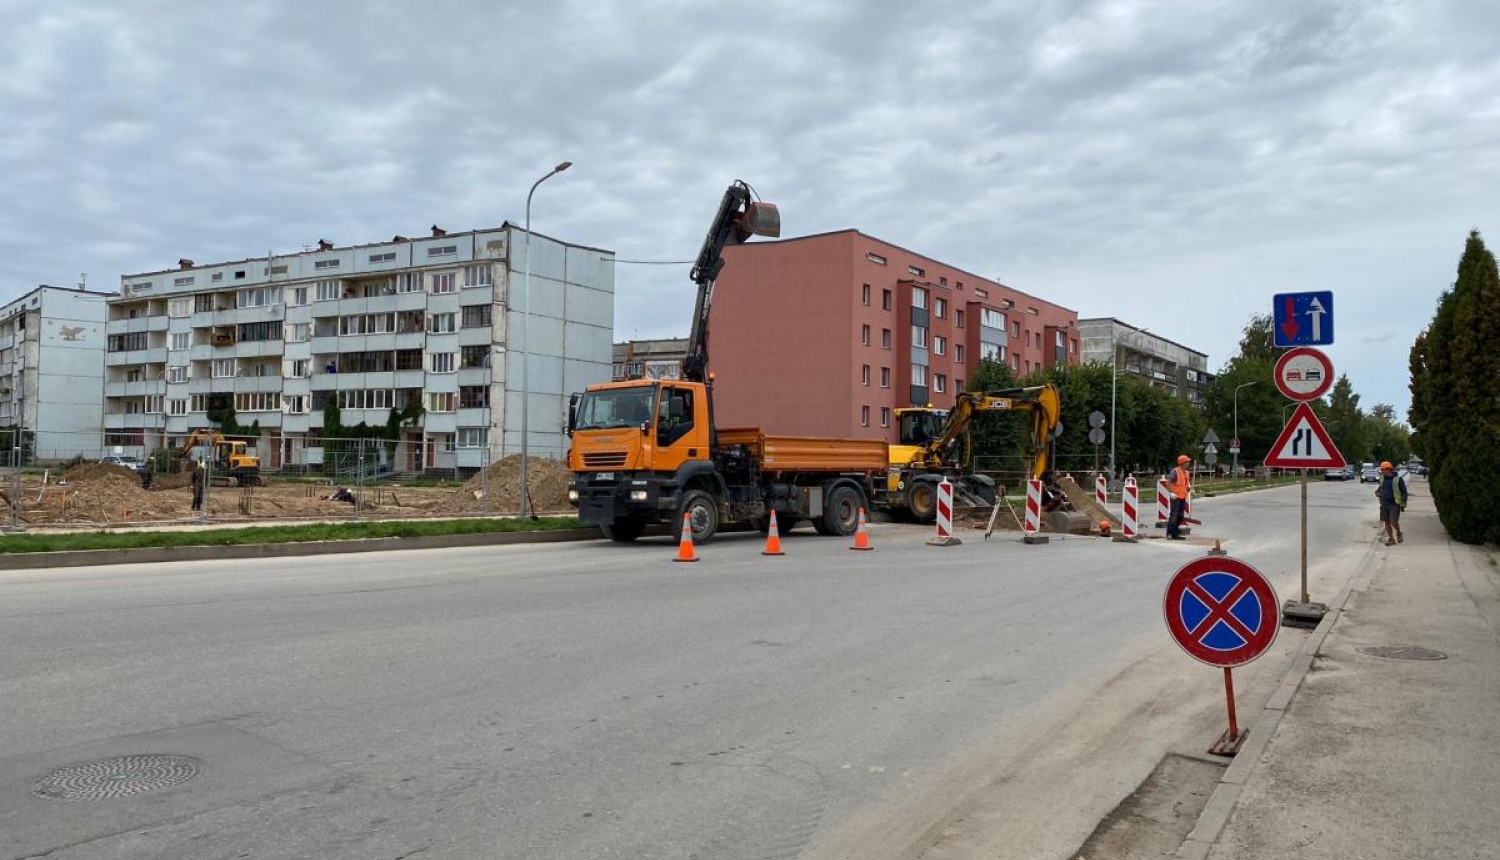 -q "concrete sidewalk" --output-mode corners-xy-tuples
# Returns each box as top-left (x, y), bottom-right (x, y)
(1185, 484), (1500, 858)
